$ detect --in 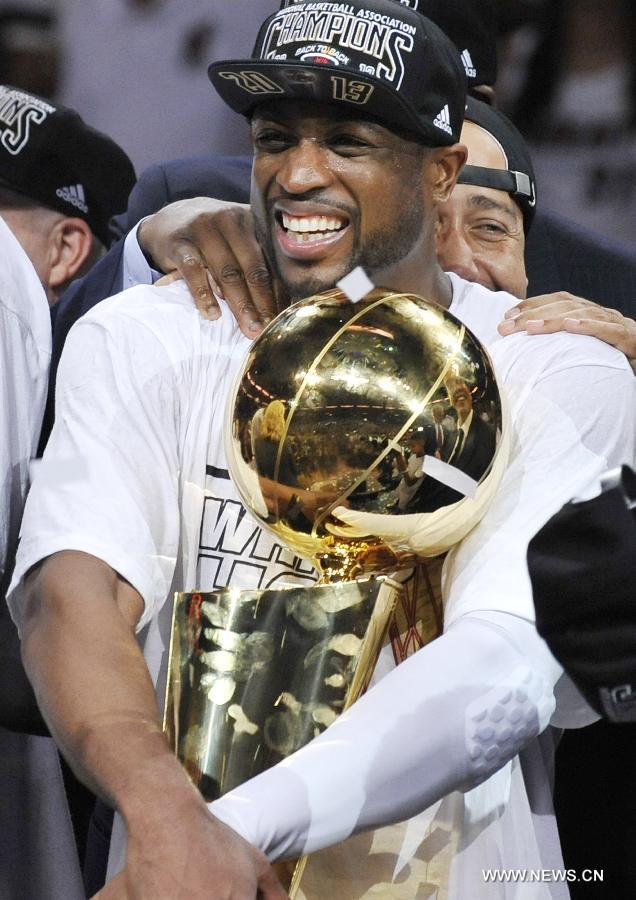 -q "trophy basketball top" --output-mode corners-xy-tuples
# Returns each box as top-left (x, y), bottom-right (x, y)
(225, 286), (508, 579)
